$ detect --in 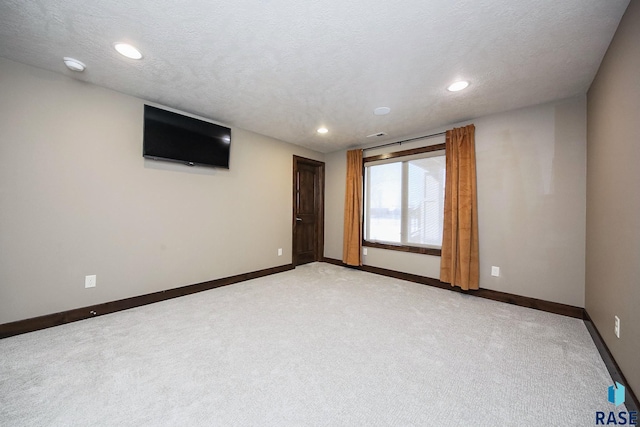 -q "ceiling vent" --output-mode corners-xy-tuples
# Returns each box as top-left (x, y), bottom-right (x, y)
(366, 132), (387, 138)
